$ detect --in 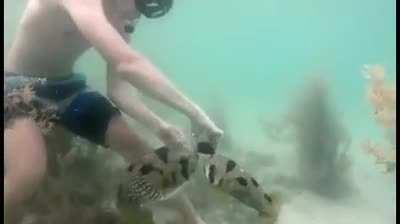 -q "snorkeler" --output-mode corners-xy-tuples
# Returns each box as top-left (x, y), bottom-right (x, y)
(4, 0), (223, 223)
